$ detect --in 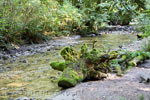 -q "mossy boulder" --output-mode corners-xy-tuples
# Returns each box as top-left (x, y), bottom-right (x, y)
(58, 63), (84, 88)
